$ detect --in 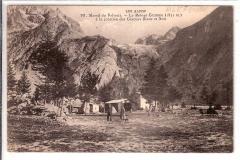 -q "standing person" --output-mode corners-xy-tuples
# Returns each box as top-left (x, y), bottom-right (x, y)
(119, 103), (123, 120)
(68, 98), (73, 114)
(148, 104), (152, 116)
(120, 103), (126, 120)
(107, 104), (112, 121)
